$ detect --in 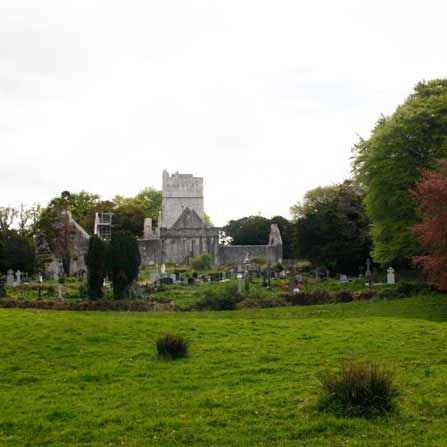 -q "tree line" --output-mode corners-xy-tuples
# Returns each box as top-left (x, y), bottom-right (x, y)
(225, 79), (447, 284)
(2, 78), (447, 287)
